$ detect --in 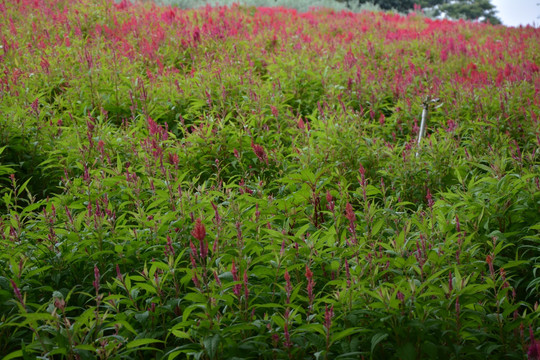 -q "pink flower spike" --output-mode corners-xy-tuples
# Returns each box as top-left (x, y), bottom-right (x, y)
(243, 270), (249, 301)
(297, 117), (305, 130)
(529, 325), (540, 360)
(232, 261), (242, 298)
(284, 322), (291, 348)
(251, 140), (268, 164)
(191, 218), (206, 242)
(324, 304), (334, 332)
(93, 265), (100, 295)
(284, 269), (292, 303)
(10, 279), (24, 306)
(116, 264), (123, 281)
(359, 163), (366, 177)
(326, 190), (334, 212)
(191, 218), (208, 259)
(345, 203), (355, 223)
(213, 270), (222, 287)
